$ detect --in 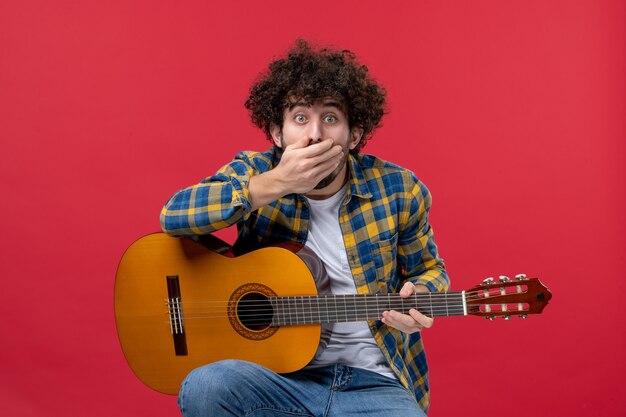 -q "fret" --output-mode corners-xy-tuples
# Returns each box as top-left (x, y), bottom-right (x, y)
(375, 295), (383, 317)
(368, 295), (377, 320)
(316, 295), (321, 324)
(281, 297), (287, 326)
(307, 296), (312, 324)
(307, 296), (315, 324)
(428, 293), (433, 317)
(362, 296), (369, 320)
(299, 296), (305, 325)
(270, 297), (278, 326)
(347, 295), (353, 322)
(282, 296), (286, 325)
(357, 294), (367, 321)
(338, 296), (345, 322)
(299, 296), (306, 325)
(310, 296), (316, 324)
(303, 296), (309, 324)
